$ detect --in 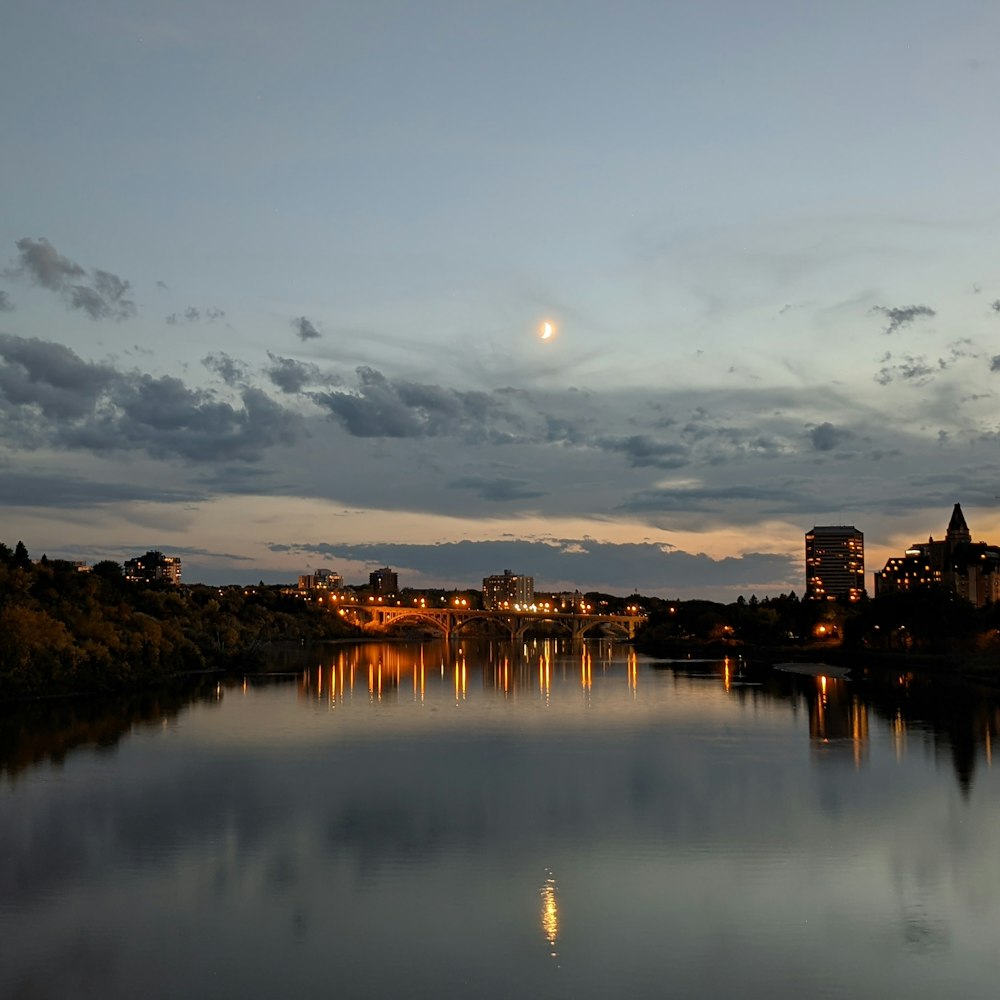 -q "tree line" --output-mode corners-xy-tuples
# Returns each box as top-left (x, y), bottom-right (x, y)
(0, 542), (360, 700)
(636, 587), (1000, 660)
